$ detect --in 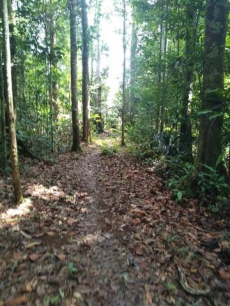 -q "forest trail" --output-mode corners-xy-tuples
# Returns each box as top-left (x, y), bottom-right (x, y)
(0, 144), (230, 306)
